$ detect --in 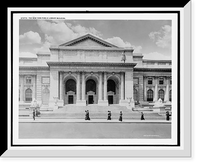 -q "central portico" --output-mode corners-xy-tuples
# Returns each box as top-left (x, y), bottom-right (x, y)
(47, 33), (136, 109)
